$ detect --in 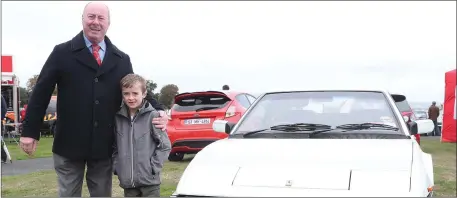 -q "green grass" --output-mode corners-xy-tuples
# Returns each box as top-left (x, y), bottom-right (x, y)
(1, 158), (191, 197)
(1, 138), (455, 197)
(3, 137), (54, 160)
(420, 139), (456, 197)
